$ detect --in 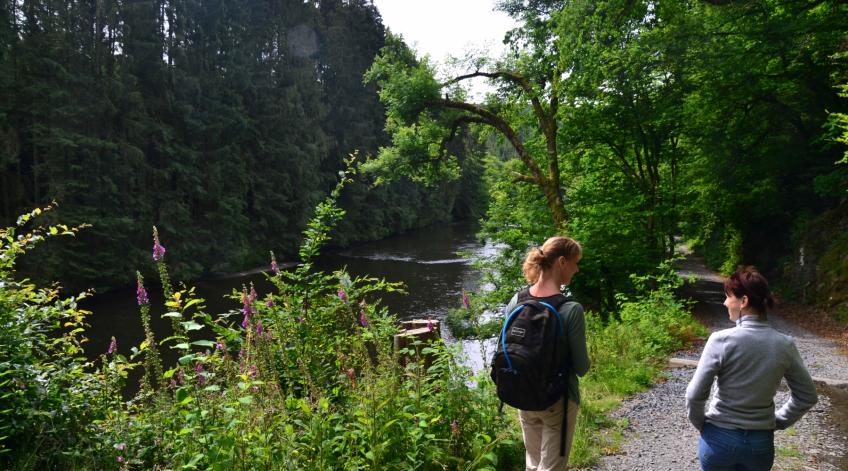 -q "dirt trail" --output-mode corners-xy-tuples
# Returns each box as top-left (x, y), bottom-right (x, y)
(590, 254), (848, 471)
